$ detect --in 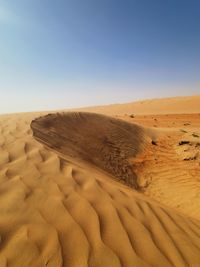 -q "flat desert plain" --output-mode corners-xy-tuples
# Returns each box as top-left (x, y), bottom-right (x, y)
(0, 95), (200, 267)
